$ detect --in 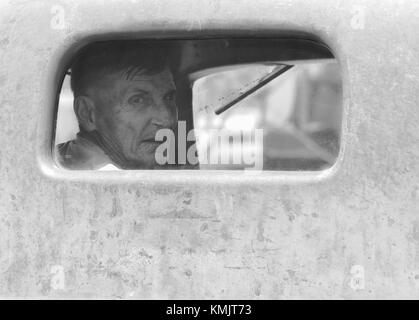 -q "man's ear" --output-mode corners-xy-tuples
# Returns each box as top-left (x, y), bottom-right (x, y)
(74, 96), (97, 131)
